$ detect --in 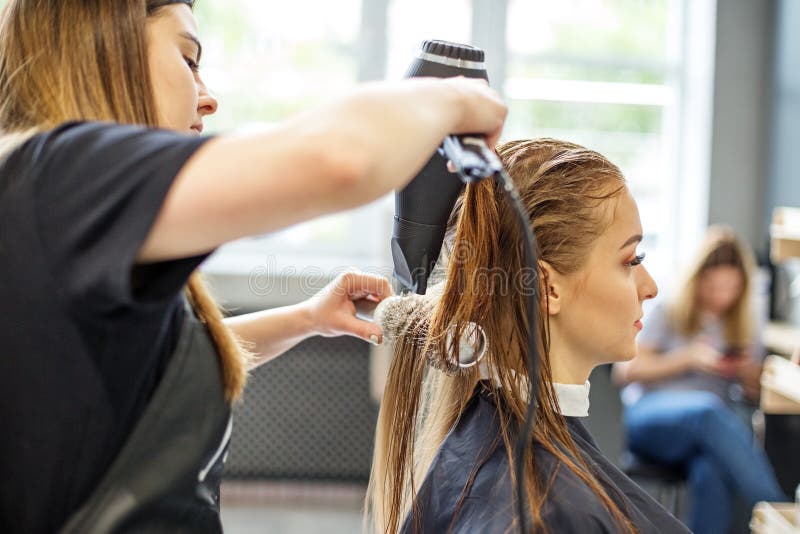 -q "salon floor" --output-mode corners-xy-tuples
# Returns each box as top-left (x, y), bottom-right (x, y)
(220, 481), (366, 534)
